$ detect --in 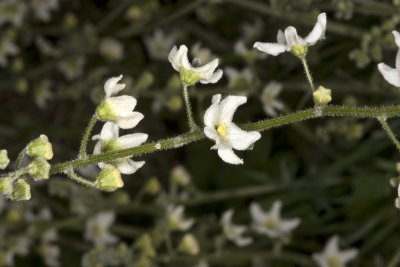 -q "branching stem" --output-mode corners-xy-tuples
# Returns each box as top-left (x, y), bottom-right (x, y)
(378, 116), (400, 152)
(79, 114), (97, 159)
